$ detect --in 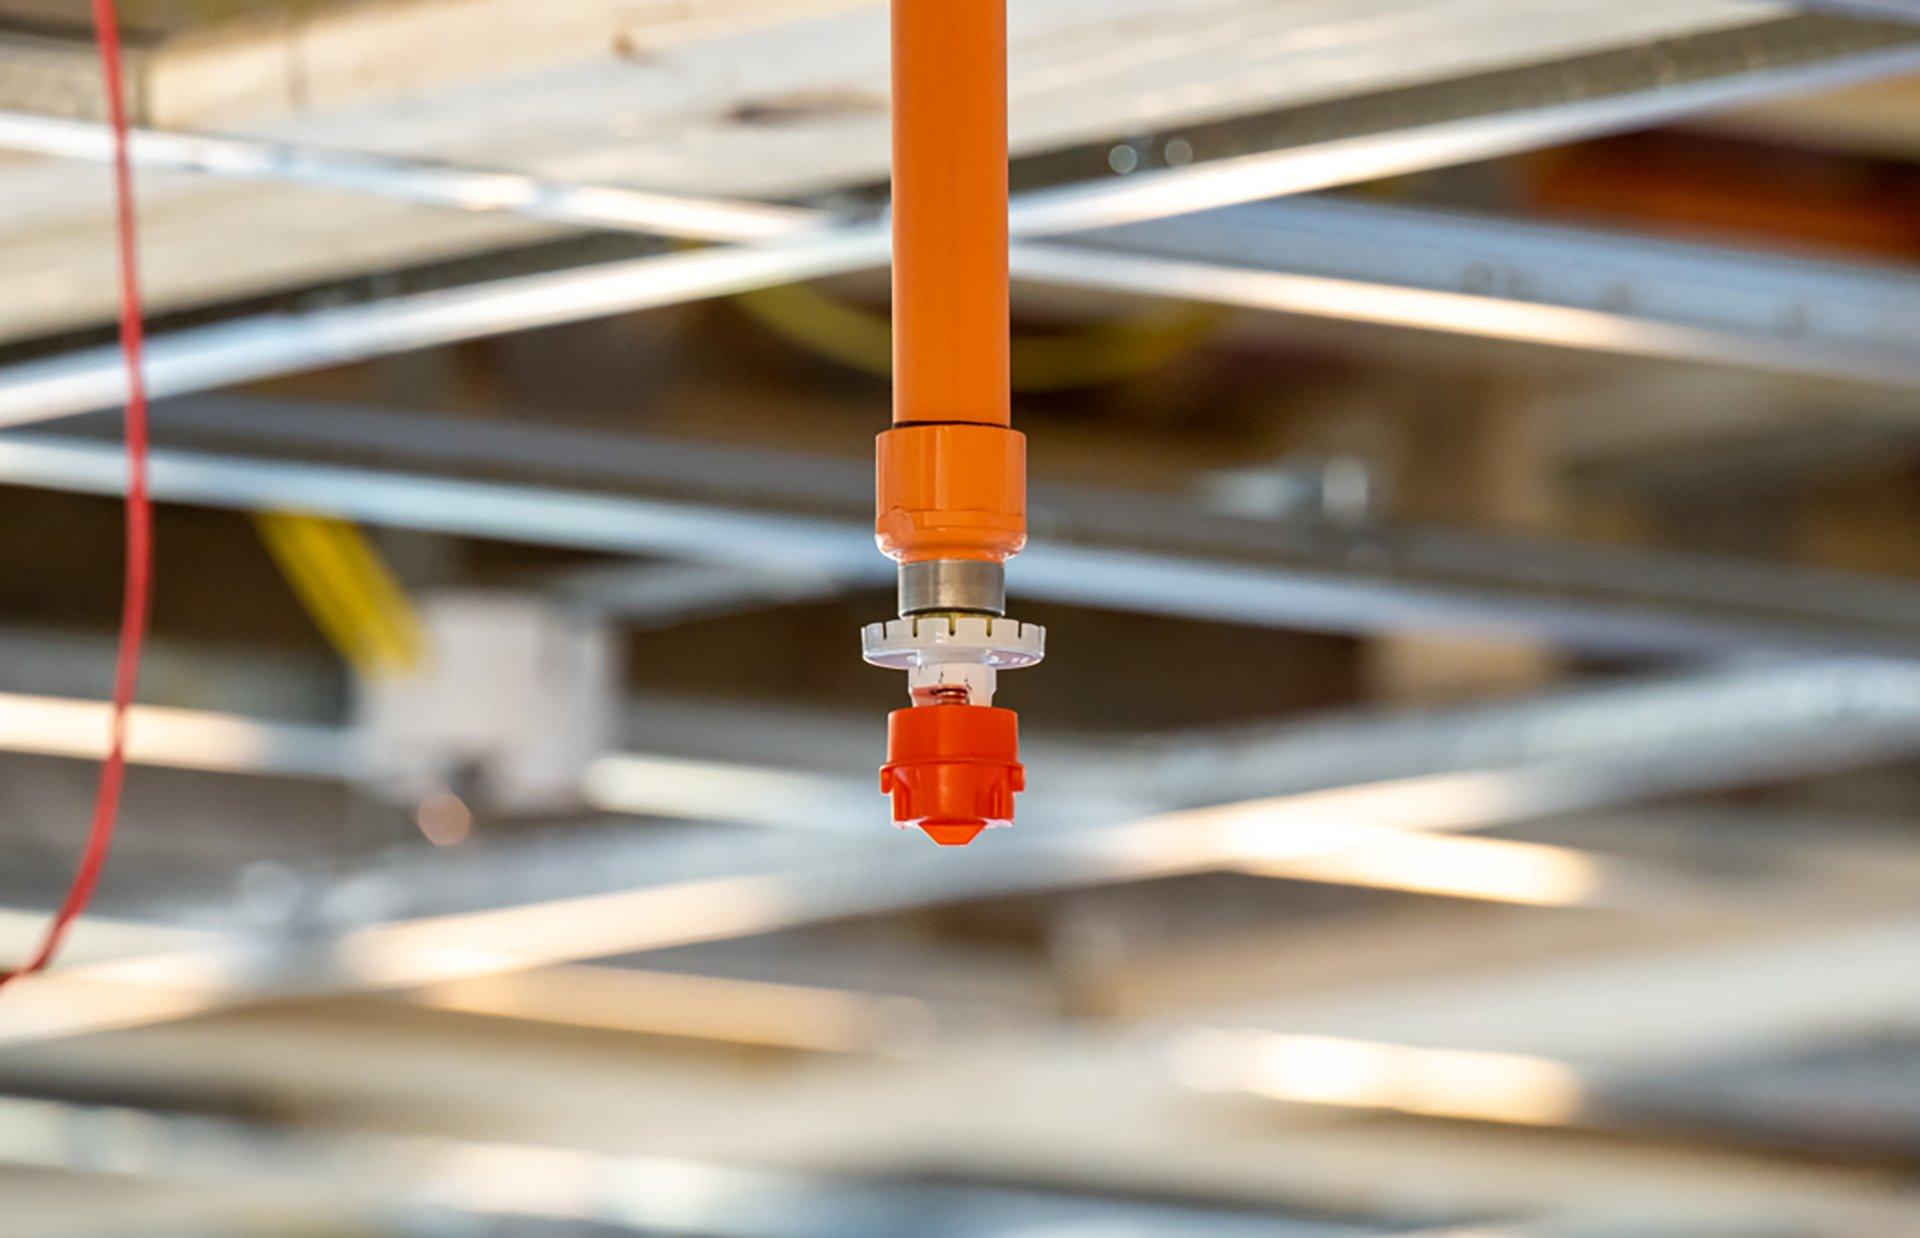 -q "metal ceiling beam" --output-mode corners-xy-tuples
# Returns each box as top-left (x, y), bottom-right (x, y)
(0, 908), (214, 968)
(1, 1060), (1888, 1237)
(14, 404), (1920, 658)
(11, 656), (1913, 910)
(1791, 1), (1920, 23)
(1032, 197), (1920, 390)
(0, 651), (1891, 936)
(1130, 655), (1920, 809)
(0, 687), (349, 780)
(5, 15), (1913, 250)
(13, 657), (1920, 1046)
(0, 110), (821, 243)
(0, 1094), (1359, 1238)
(4, 16), (1920, 424)
(1213, 910), (1920, 1071)
(10, 942), (1918, 1232)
